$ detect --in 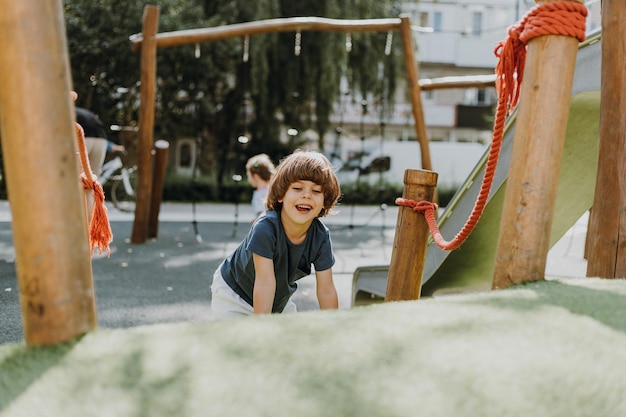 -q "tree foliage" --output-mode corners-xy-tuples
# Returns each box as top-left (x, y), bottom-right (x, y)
(63, 0), (404, 182)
